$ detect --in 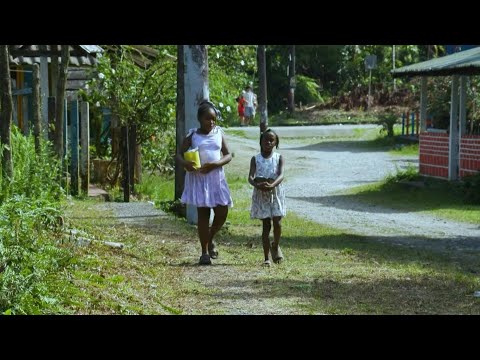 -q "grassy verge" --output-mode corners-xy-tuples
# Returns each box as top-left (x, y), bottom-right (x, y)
(136, 173), (175, 203)
(56, 198), (202, 314)
(269, 109), (379, 126)
(343, 172), (480, 224)
(213, 174), (480, 314)
(52, 174), (480, 314)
